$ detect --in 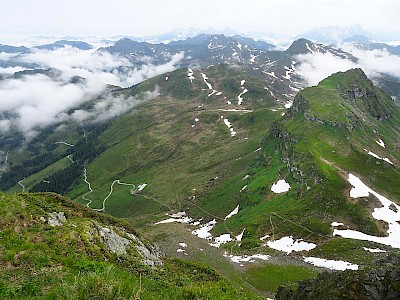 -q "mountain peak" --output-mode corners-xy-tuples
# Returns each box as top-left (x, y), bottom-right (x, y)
(291, 68), (395, 126)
